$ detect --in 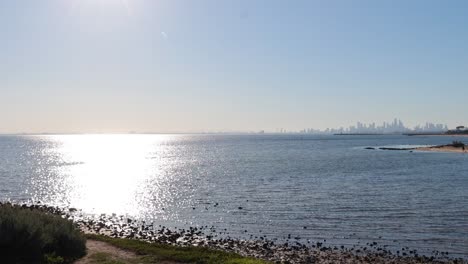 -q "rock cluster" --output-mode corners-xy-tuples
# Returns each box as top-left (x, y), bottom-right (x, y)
(1, 201), (465, 264)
